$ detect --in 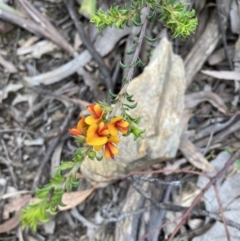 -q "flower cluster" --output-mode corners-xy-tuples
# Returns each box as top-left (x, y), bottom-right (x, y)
(69, 103), (130, 159)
